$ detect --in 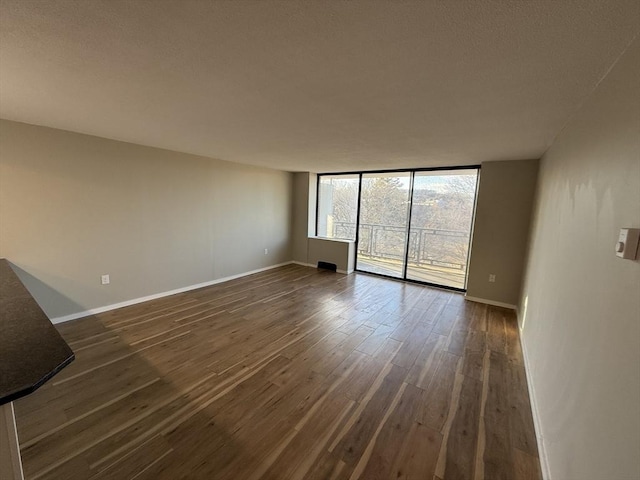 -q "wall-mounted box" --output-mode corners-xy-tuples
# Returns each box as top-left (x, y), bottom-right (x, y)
(616, 228), (639, 260)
